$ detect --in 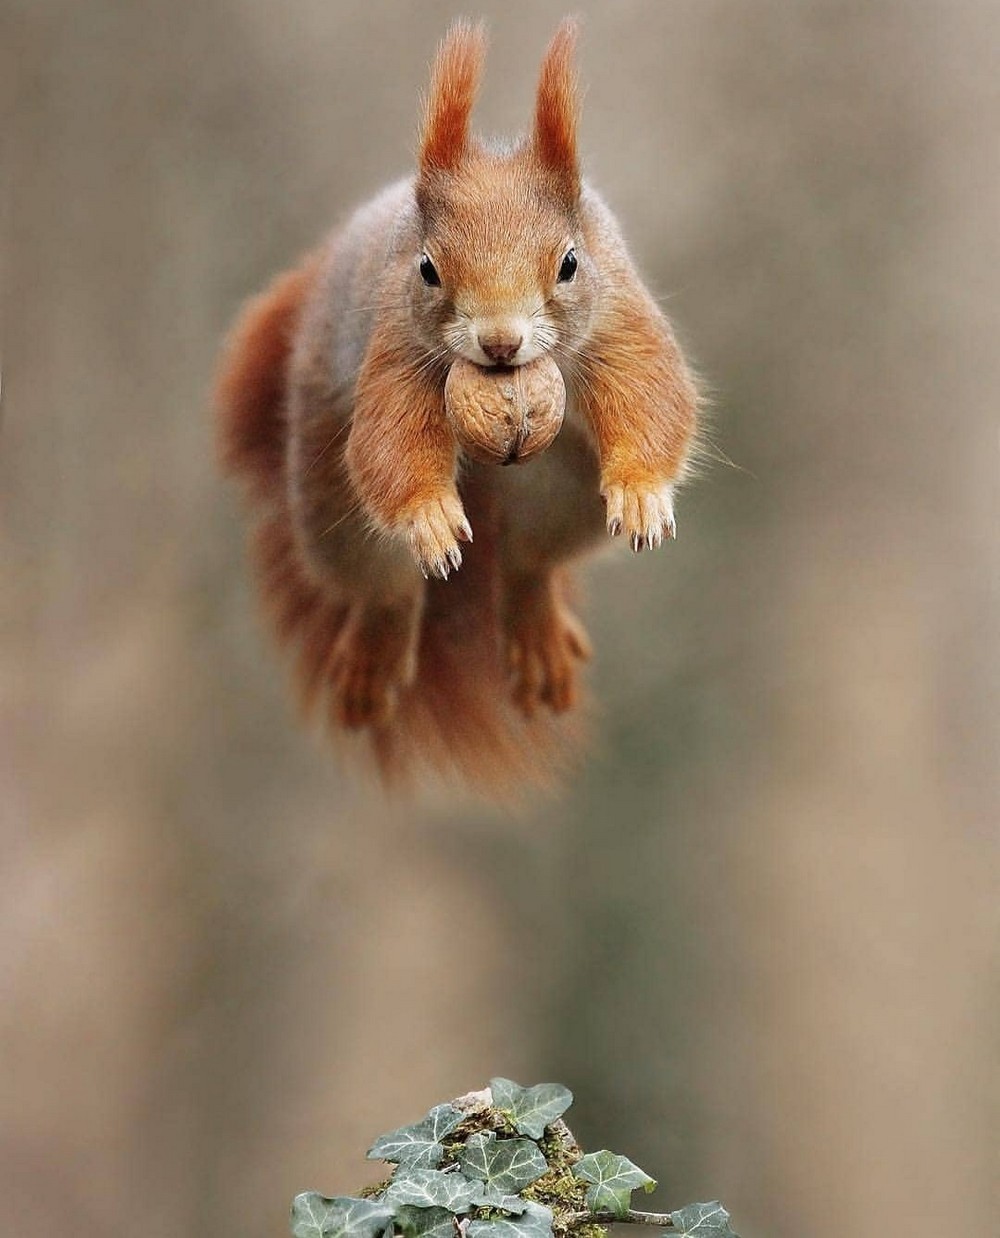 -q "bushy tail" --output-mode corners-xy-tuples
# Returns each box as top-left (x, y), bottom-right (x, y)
(215, 260), (319, 502)
(215, 263), (587, 801)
